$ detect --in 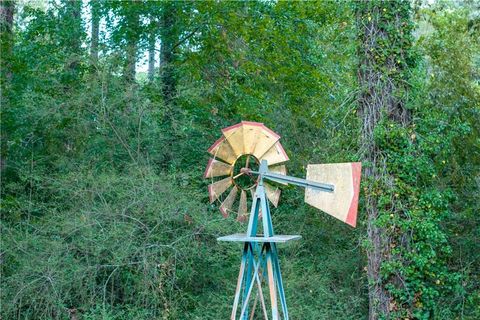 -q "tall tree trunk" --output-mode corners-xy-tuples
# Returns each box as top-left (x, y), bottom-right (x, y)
(90, 0), (100, 63)
(159, 2), (177, 104)
(124, 40), (137, 82)
(123, 9), (139, 82)
(148, 32), (156, 82)
(64, 0), (82, 71)
(1, 0), (14, 82)
(357, 1), (413, 319)
(0, 0), (14, 33)
(0, 0), (14, 171)
(158, 2), (179, 167)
